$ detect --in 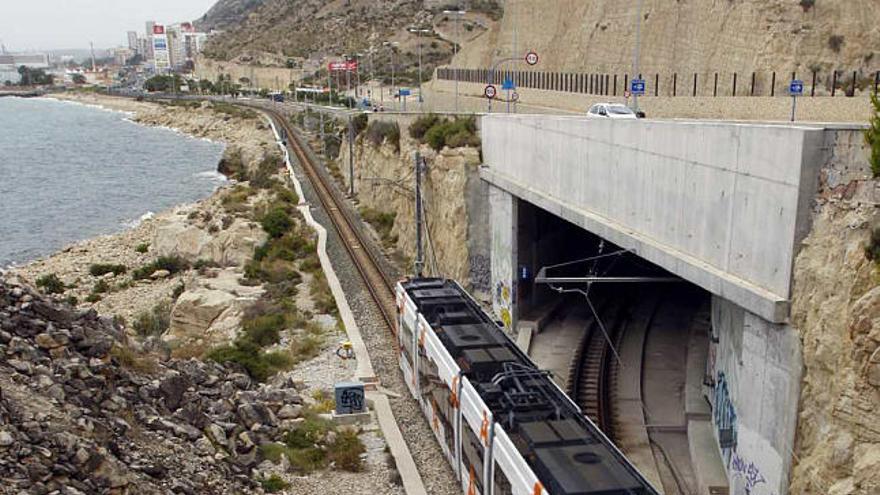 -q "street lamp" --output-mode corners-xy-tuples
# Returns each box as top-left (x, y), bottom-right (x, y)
(443, 10), (466, 113)
(383, 41), (399, 109)
(408, 27), (431, 112)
